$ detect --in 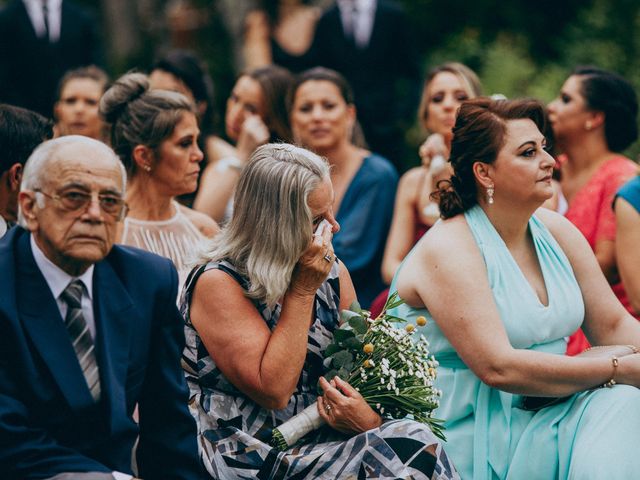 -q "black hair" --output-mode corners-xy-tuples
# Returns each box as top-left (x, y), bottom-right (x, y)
(0, 104), (54, 174)
(573, 66), (638, 152)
